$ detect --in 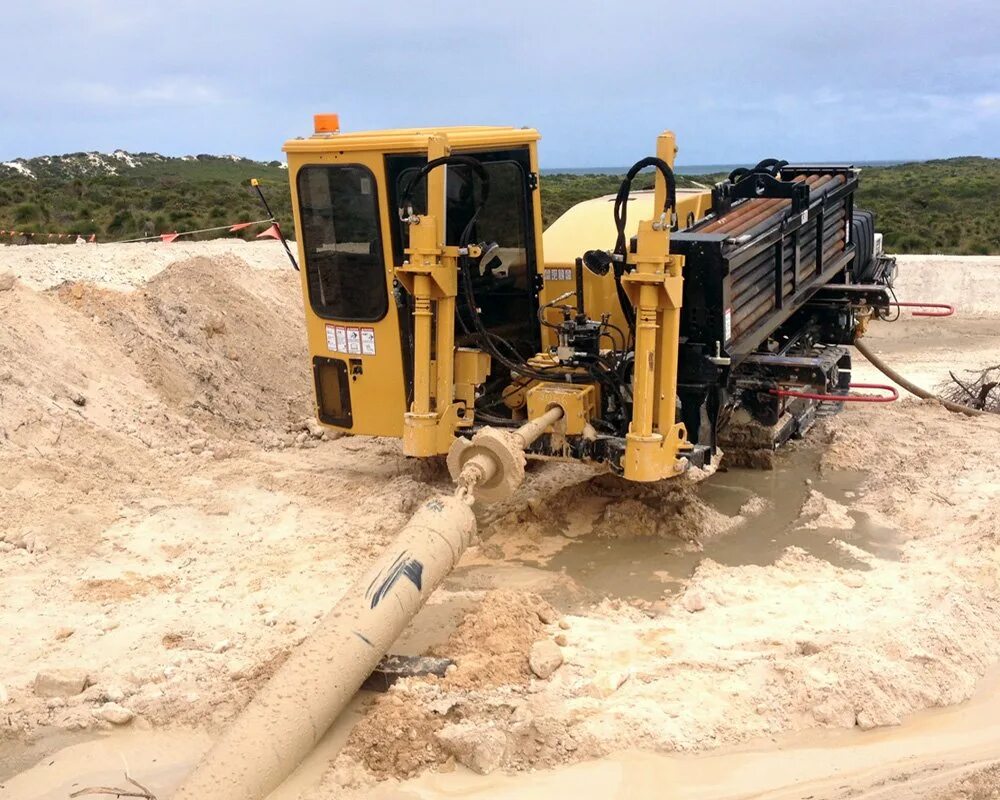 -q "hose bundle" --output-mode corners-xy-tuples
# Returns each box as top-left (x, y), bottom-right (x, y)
(611, 157), (678, 332)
